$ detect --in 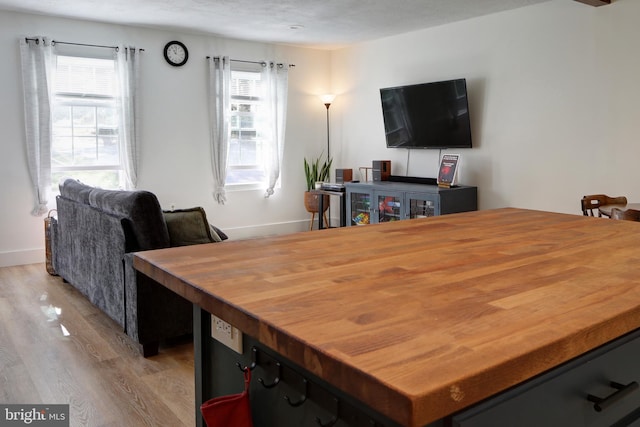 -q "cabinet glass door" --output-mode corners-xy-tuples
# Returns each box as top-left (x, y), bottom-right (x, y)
(375, 192), (402, 223)
(349, 192), (372, 225)
(407, 193), (439, 219)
